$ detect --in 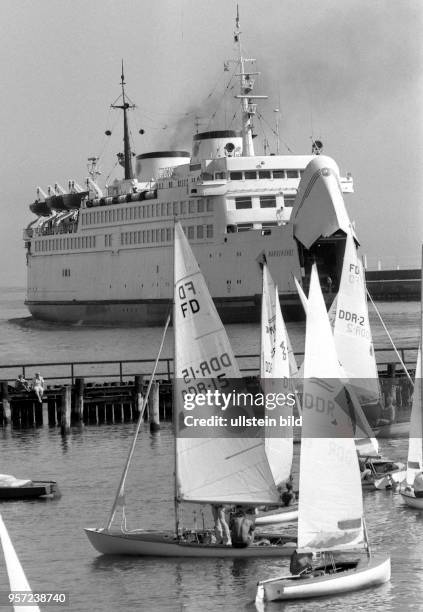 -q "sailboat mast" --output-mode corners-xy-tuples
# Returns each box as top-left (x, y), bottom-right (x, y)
(111, 62), (134, 180)
(173, 222), (182, 538)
